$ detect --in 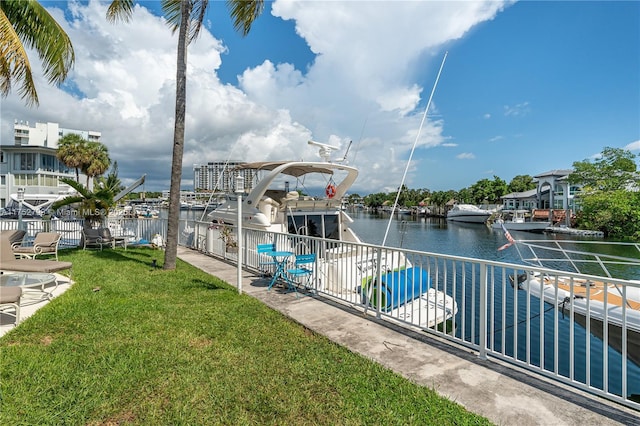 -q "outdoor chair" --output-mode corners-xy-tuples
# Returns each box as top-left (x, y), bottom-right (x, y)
(285, 253), (317, 295)
(0, 235), (72, 275)
(13, 232), (61, 261)
(82, 227), (123, 250)
(257, 243), (278, 277)
(0, 286), (22, 325)
(0, 229), (26, 249)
